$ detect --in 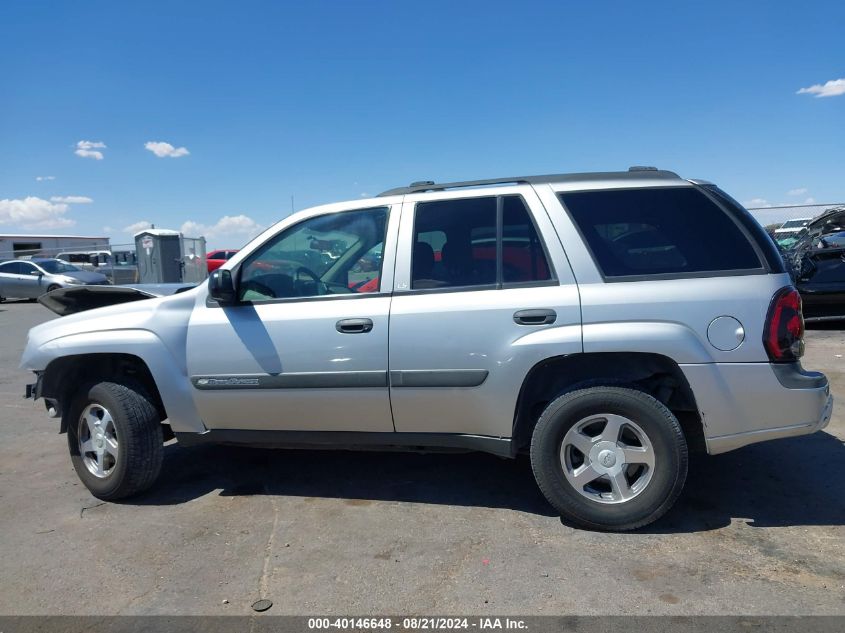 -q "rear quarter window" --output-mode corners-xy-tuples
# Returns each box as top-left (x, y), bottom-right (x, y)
(558, 187), (763, 278)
